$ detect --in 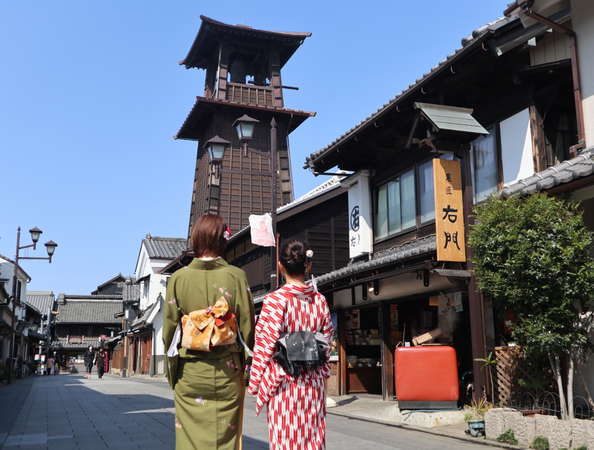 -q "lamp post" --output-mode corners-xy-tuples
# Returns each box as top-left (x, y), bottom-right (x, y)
(233, 114), (278, 290)
(8, 226), (58, 383)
